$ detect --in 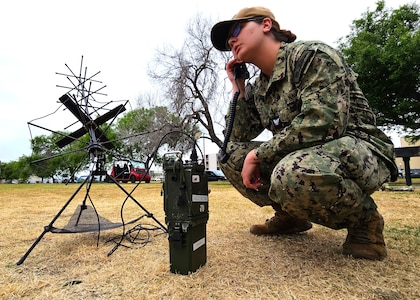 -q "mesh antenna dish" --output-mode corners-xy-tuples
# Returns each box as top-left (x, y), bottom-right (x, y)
(54, 56), (126, 151)
(18, 57), (167, 265)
